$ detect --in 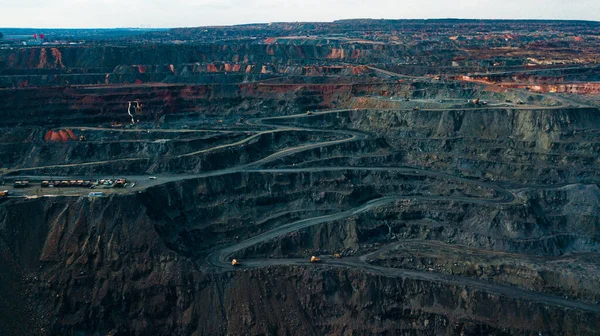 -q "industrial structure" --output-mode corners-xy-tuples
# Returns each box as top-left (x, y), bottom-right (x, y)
(0, 33), (45, 45)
